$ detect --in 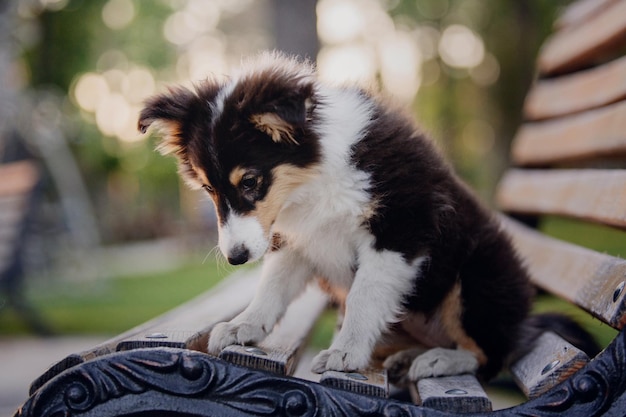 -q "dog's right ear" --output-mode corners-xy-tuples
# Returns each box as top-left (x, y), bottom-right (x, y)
(138, 86), (196, 157)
